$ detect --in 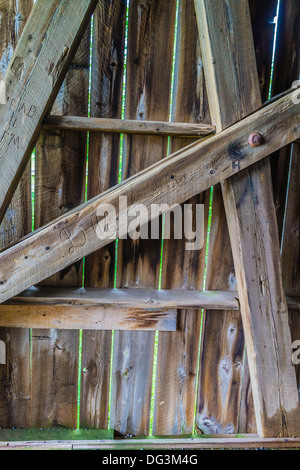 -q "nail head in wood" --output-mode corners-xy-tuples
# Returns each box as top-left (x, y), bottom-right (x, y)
(249, 132), (264, 148)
